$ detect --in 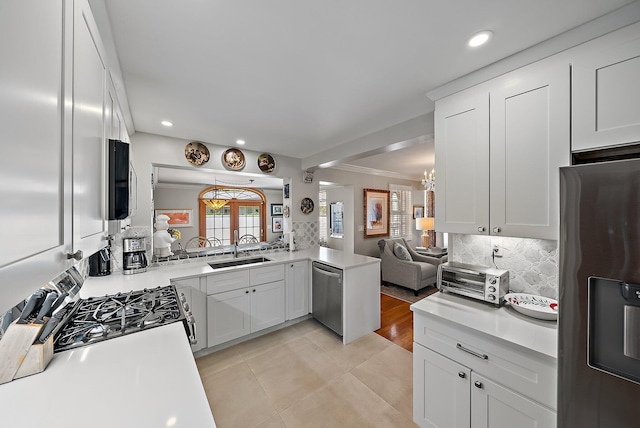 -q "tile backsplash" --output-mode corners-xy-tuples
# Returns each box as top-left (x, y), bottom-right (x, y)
(450, 234), (558, 299)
